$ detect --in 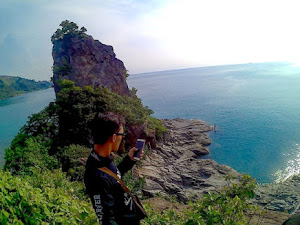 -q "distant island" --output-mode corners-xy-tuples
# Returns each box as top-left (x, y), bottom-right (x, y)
(0, 75), (52, 100)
